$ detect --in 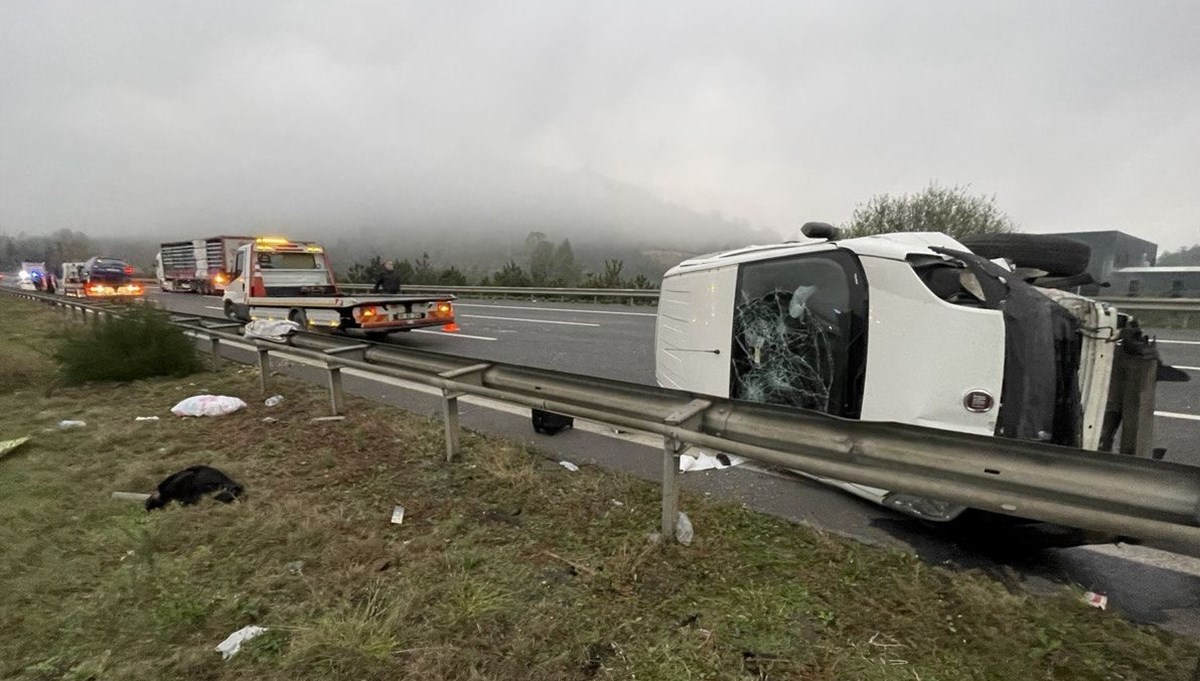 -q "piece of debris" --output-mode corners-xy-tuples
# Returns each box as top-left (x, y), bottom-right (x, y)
(1083, 591), (1108, 610)
(170, 395), (247, 417)
(134, 416), (160, 422)
(558, 461), (580, 472)
(311, 415), (345, 422)
(679, 450), (747, 472)
(58, 420), (87, 430)
(215, 625), (268, 660)
(120, 550), (135, 562)
(284, 560), (305, 575)
(0, 436), (31, 460)
(111, 491), (152, 503)
(261, 416), (277, 423)
(243, 319), (300, 342)
(541, 550), (597, 577)
(390, 505), (406, 525)
(532, 408), (574, 435)
(145, 465), (244, 511)
(374, 558), (393, 572)
(675, 511), (694, 546)
(677, 613), (700, 628)
(610, 499), (624, 507)
(264, 395), (284, 407)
